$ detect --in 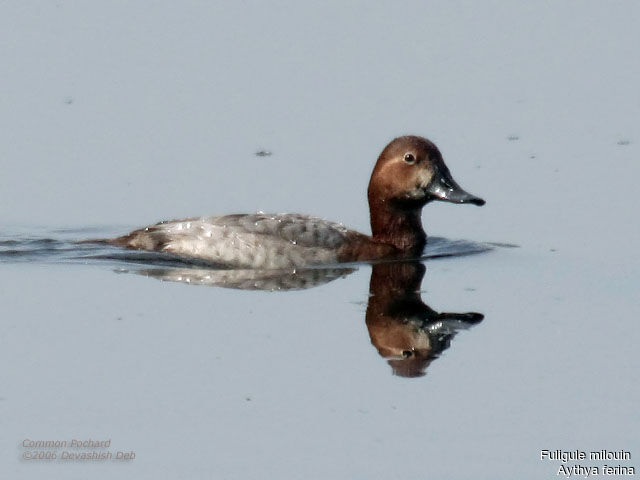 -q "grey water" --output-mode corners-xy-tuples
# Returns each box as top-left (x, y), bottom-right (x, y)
(2, 1), (639, 479)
